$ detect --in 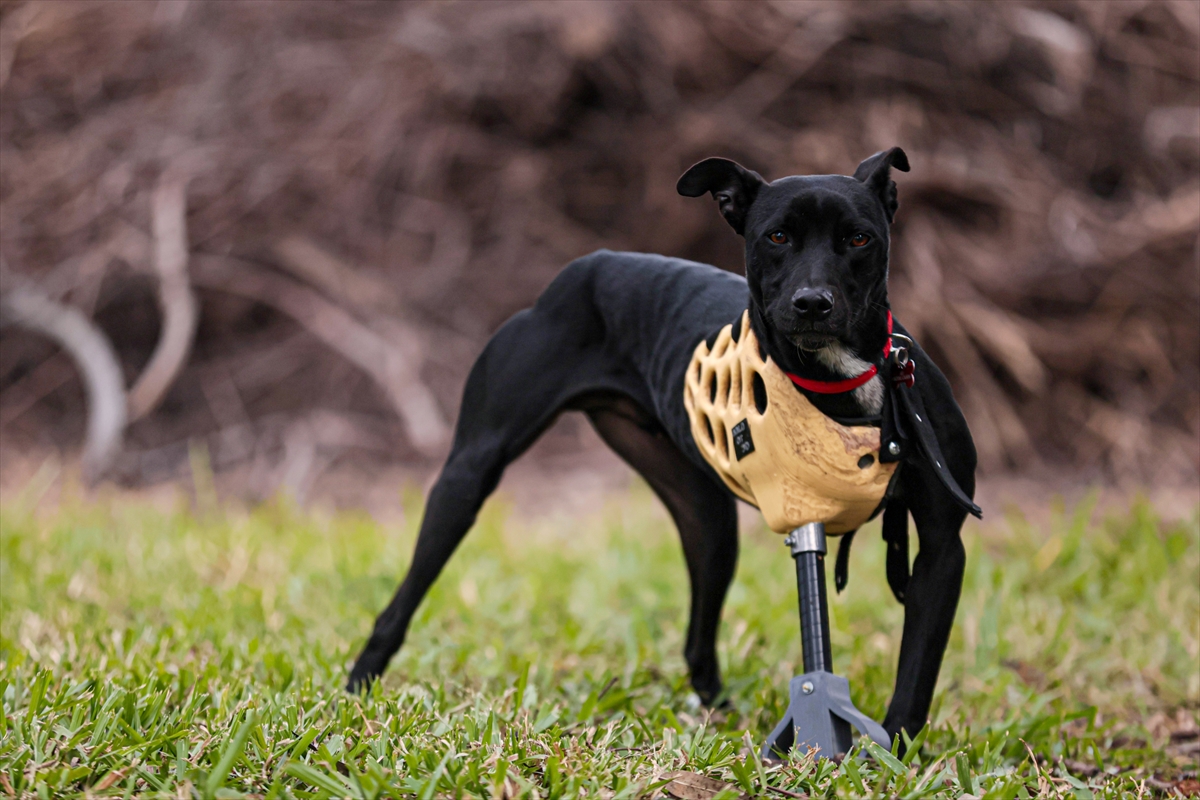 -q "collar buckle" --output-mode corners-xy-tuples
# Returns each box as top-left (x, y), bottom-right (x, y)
(889, 336), (915, 388)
